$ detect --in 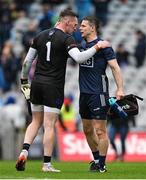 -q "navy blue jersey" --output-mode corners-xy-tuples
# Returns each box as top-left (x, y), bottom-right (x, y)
(79, 38), (116, 94)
